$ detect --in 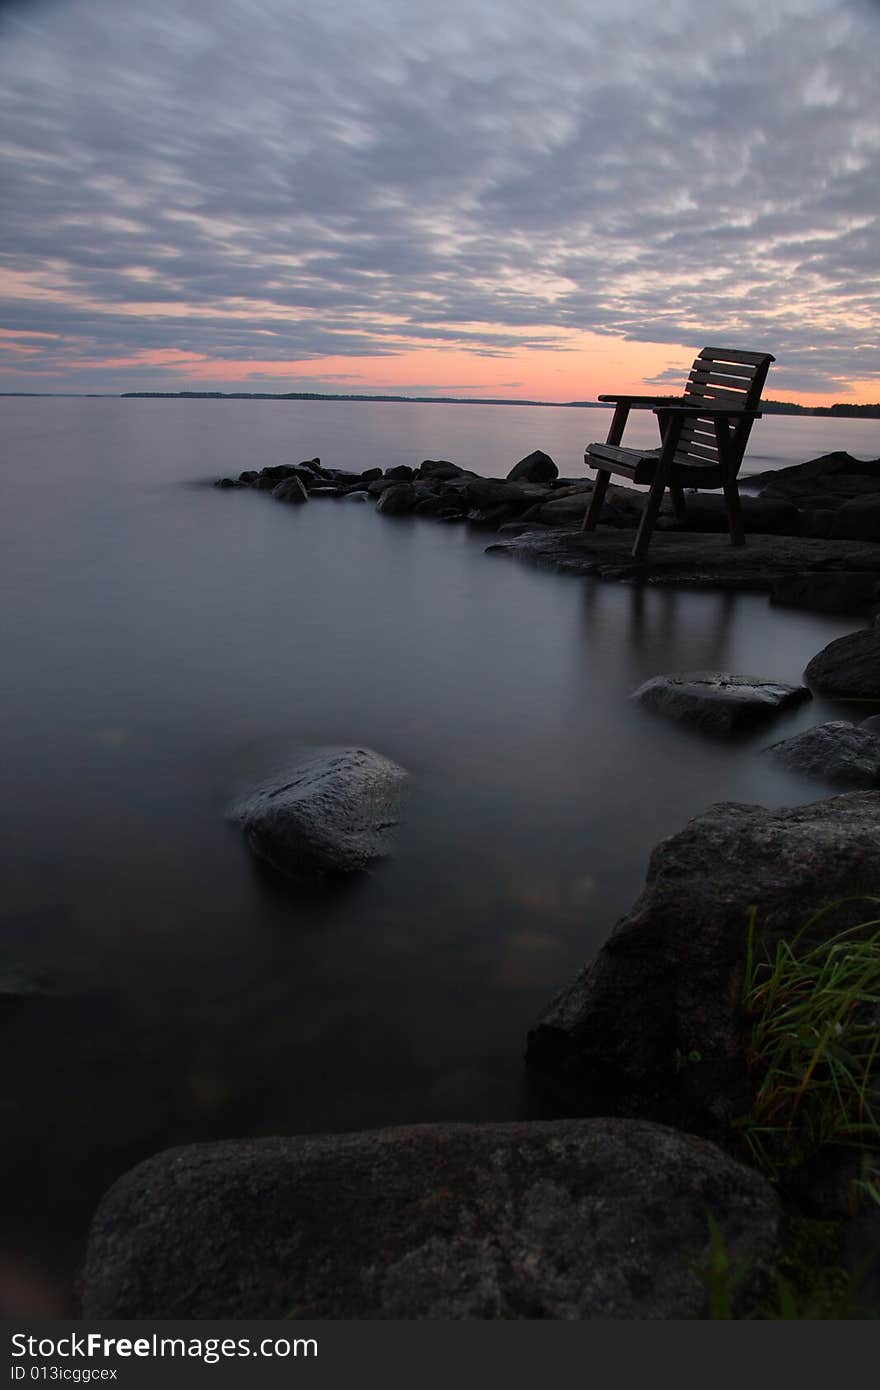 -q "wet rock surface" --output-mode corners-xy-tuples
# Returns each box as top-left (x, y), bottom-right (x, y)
(80, 1118), (781, 1319)
(631, 672), (810, 733)
(762, 721), (880, 787)
(216, 453), (880, 609)
(804, 625), (880, 699)
(231, 747), (407, 880)
(526, 792), (880, 1138)
(486, 527), (880, 590)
